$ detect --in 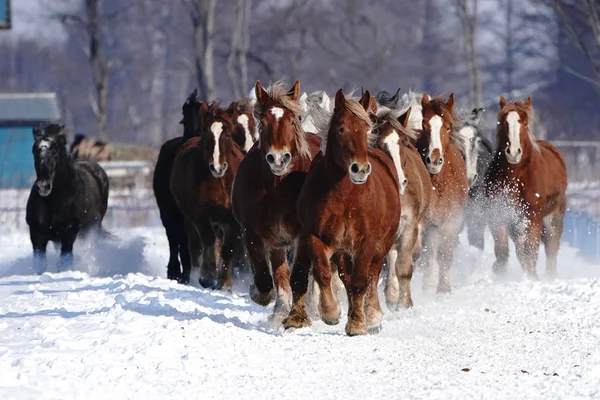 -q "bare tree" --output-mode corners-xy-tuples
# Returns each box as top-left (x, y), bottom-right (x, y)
(455, 0), (483, 107)
(55, 0), (111, 140)
(538, 0), (600, 89)
(183, 0), (217, 101)
(227, 0), (252, 99)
